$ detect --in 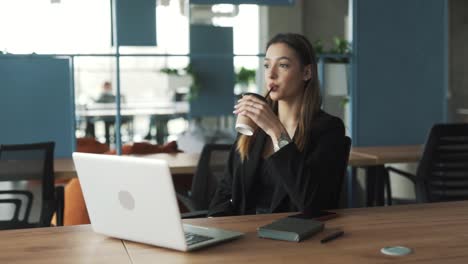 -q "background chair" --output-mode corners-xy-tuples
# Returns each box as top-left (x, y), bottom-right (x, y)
(335, 136), (352, 209)
(0, 142), (64, 229)
(61, 140), (180, 226)
(178, 144), (231, 218)
(386, 123), (468, 204)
